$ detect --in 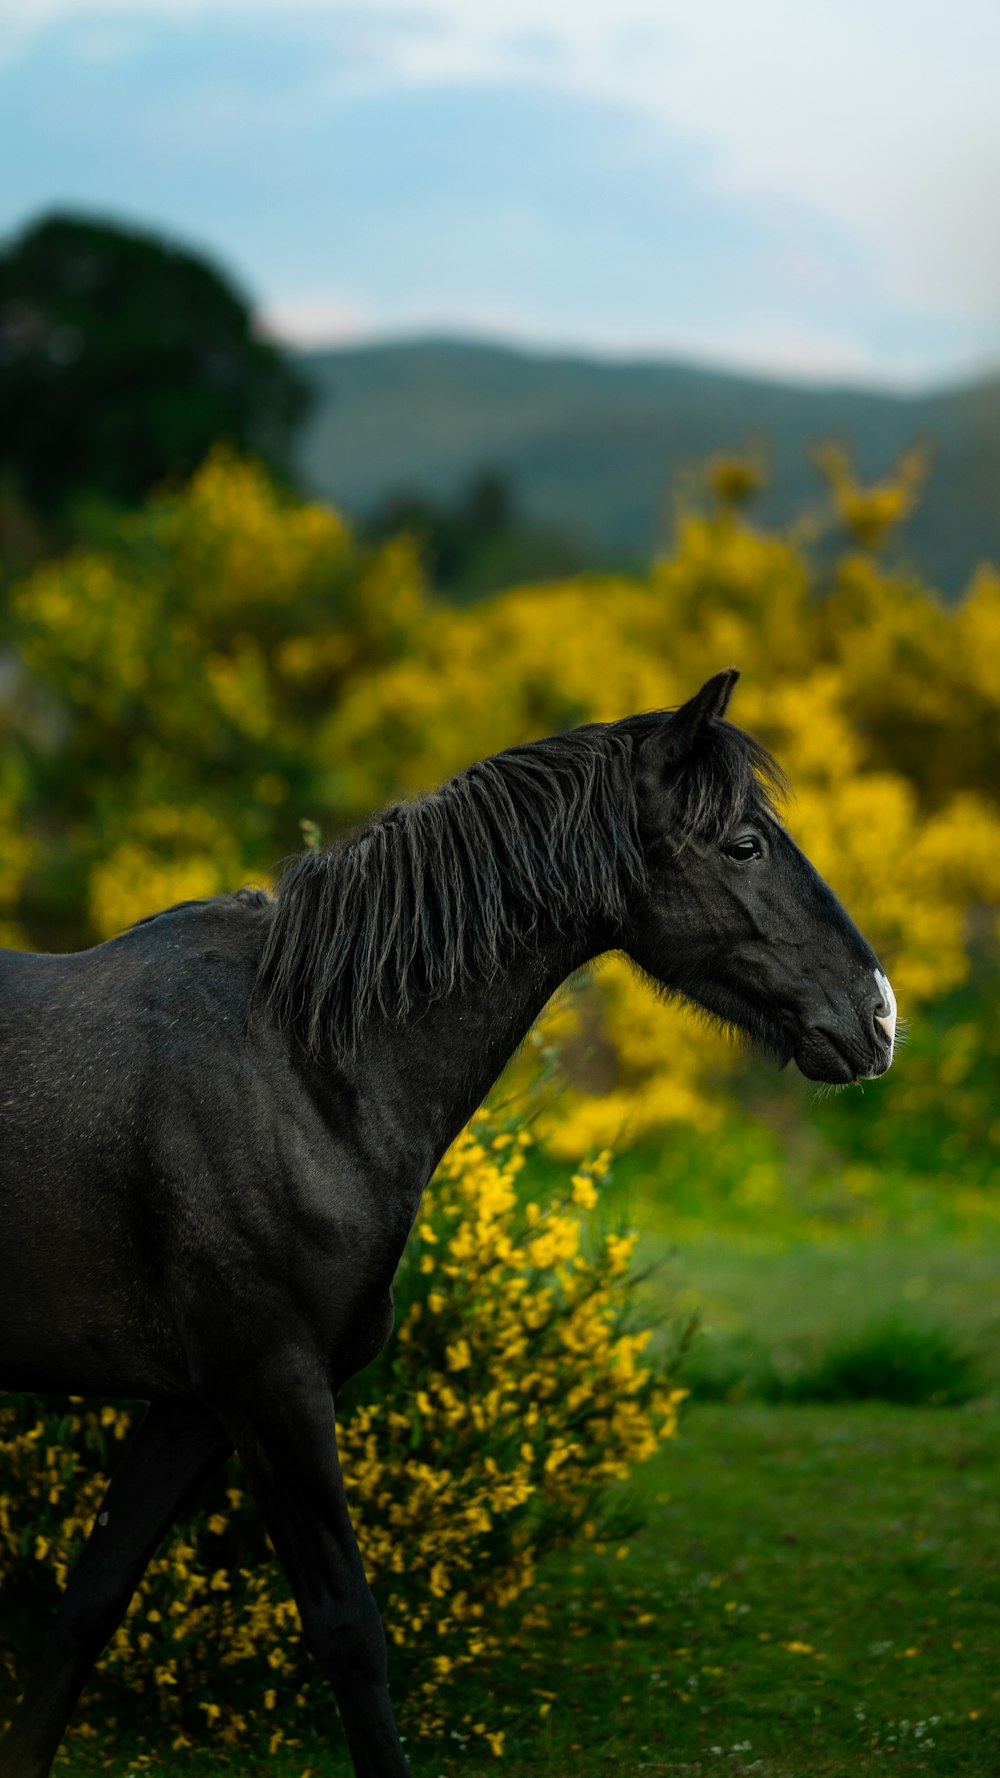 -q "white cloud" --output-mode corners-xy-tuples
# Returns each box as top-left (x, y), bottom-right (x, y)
(262, 291), (372, 346)
(641, 1), (1000, 330)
